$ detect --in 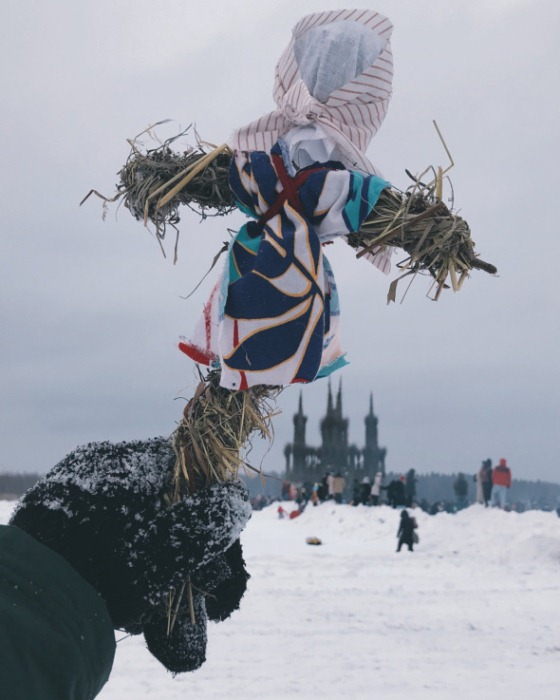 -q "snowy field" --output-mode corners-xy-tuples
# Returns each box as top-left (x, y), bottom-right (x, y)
(2, 500), (559, 699)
